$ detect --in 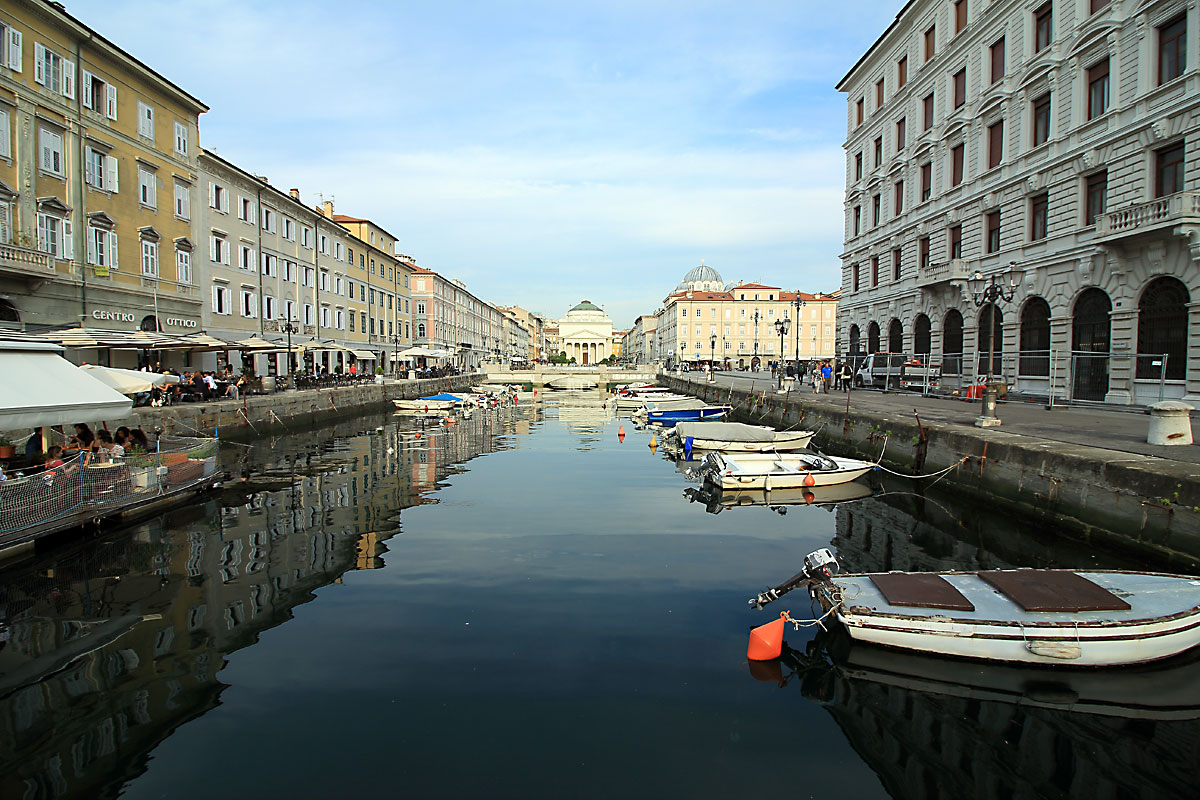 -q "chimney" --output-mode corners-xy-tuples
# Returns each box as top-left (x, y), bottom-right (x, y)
(256, 175), (269, 184)
(289, 188), (301, 201)
(322, 200), (334, 218)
